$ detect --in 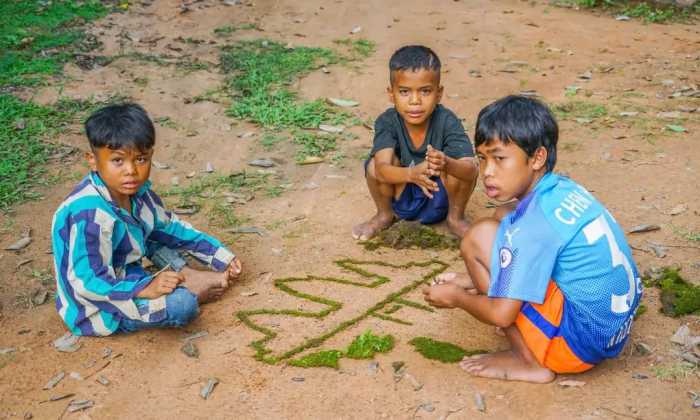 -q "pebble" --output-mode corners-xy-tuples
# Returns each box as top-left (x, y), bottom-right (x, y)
(181, 341), (199, 358)
(43, 372), (65, 390)
(0, 347), (17, 355)
(53, 332), (81, 353)
(204, 162), (215, 173)
(67, 400), (94, 413)
(69, 371), (84, 380)
(474, 392), (486, 412)
(292, 377), (305, 382)
(96, 375), (110, 386)
(200, 378), (219, 399)
(249, 159), (275, 168)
